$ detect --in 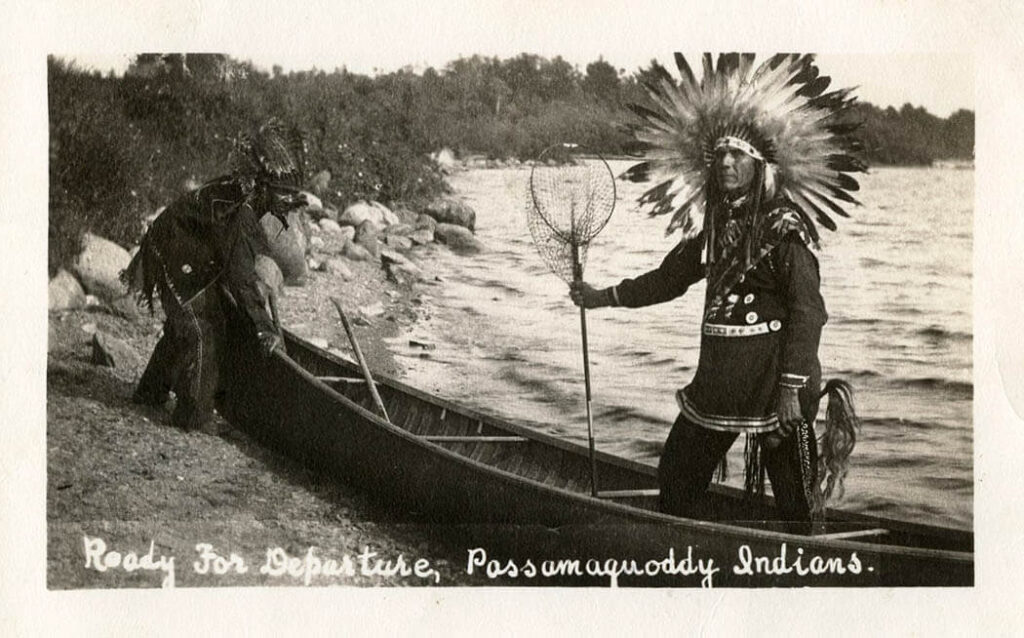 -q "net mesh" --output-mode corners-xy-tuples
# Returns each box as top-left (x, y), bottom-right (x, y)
(526, 149), (616, 283)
